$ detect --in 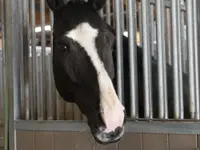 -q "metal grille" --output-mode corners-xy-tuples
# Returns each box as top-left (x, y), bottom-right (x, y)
(13, 0), (198, 121)
(1, 0), (200, 149)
